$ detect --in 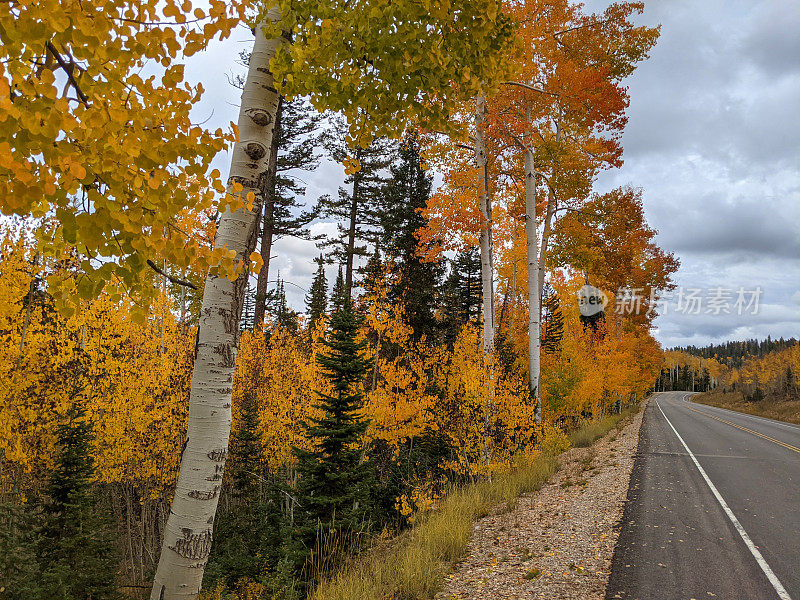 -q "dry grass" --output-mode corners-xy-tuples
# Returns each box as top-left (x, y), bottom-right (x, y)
(311, 412), (633, 600)
(568, 405), (637, 448)
(693, 390), (800, 425)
